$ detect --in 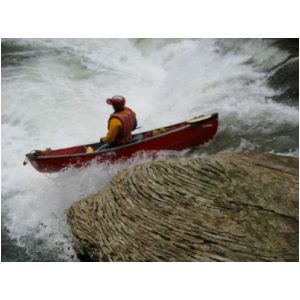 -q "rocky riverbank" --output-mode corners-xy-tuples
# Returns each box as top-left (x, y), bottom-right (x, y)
(67, 153), (299, 262)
